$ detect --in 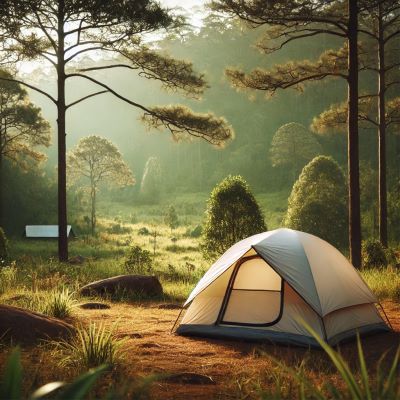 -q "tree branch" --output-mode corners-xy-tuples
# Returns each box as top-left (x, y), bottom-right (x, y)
(66, 90), (108, 109)
(0, 77), (57, 104)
